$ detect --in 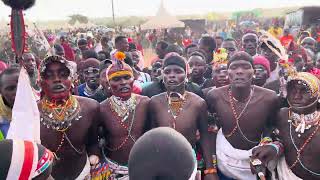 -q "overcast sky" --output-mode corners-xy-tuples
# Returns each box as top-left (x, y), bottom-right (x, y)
(1, 0), (320, 21)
